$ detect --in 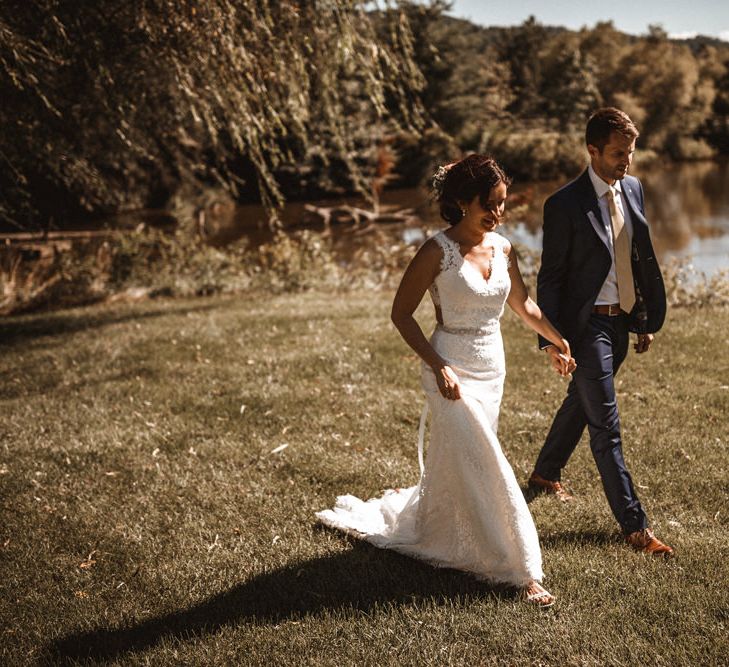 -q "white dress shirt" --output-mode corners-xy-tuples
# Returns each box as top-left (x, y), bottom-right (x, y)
(588, 165), (634, 306)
